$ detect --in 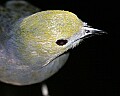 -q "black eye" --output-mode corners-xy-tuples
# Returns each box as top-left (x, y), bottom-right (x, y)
(56, 39), (68, 46)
